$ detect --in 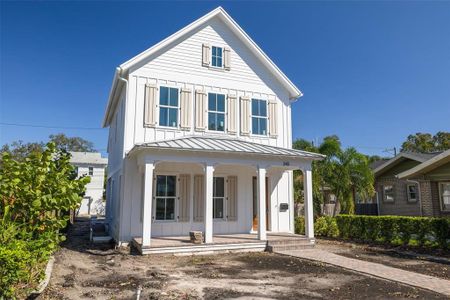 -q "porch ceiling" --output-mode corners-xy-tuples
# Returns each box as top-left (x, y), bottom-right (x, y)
(129, 135), (324, 160)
